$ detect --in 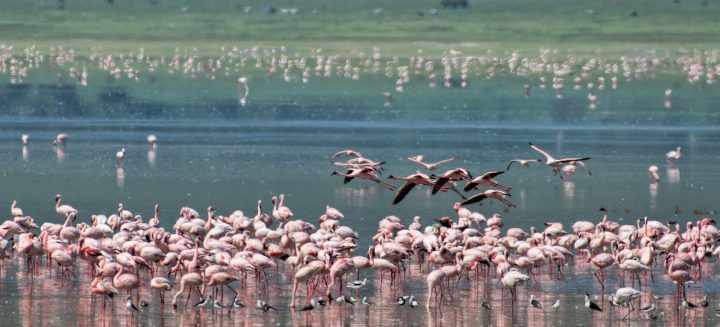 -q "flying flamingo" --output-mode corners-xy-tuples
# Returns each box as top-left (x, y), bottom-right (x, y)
(330, 149), (363, 162)
(528, 142), (591, 178)
(462, 189), (516, 208)
(406, 155), (454, 170)
(506, 159), (541, 170)
(431, 168), (472, 194)
(331, 167), (396, 190)
(463, 171), (511, 192)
